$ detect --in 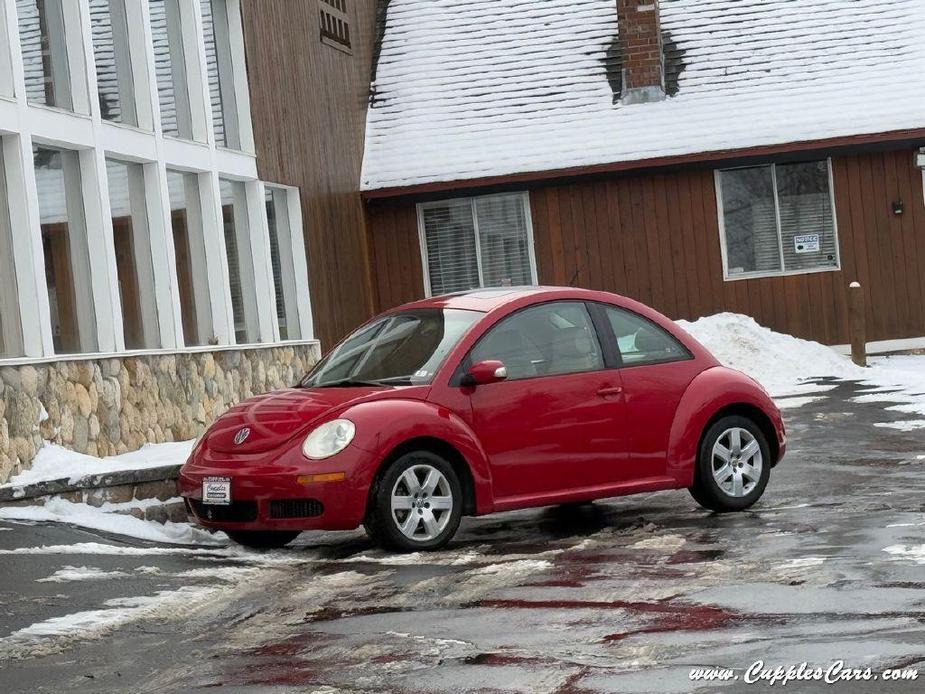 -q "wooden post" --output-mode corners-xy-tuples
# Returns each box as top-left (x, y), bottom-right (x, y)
(848, 282), (866, 367)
